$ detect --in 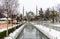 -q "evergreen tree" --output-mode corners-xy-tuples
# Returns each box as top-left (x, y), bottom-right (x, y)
(39, 8), (44, 20)
(45, 8), (50, 20)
